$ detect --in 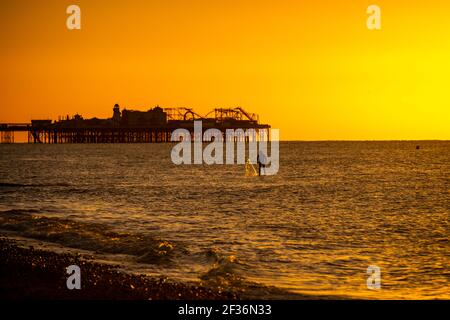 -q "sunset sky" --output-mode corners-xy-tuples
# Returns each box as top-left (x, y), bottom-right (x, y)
(0, 0), (449, 140)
